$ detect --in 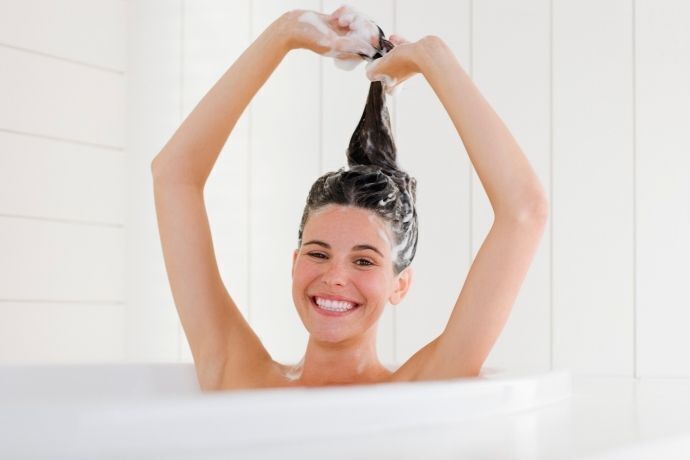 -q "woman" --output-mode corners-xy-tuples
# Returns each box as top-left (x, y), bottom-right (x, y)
(151, 6), (548, 391)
